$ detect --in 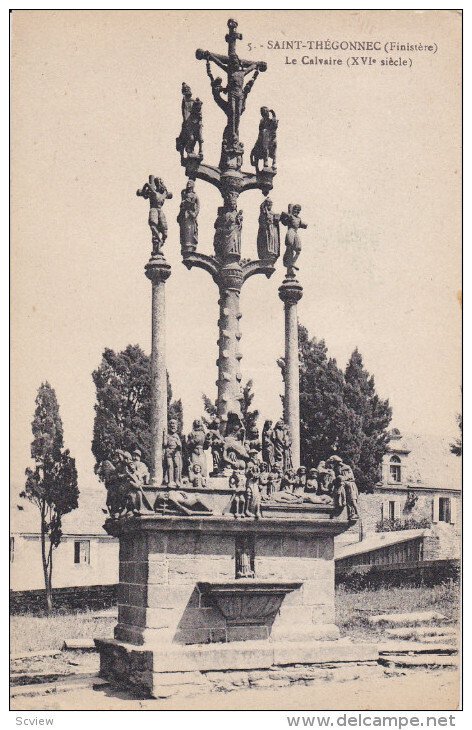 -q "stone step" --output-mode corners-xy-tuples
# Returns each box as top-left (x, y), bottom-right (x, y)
(369, 611), (446, 627)
(379, 642), (458, 656)
(379, 653), (459, 669)
(421, 634), (457, 645)
(384, 625), (457, 639)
